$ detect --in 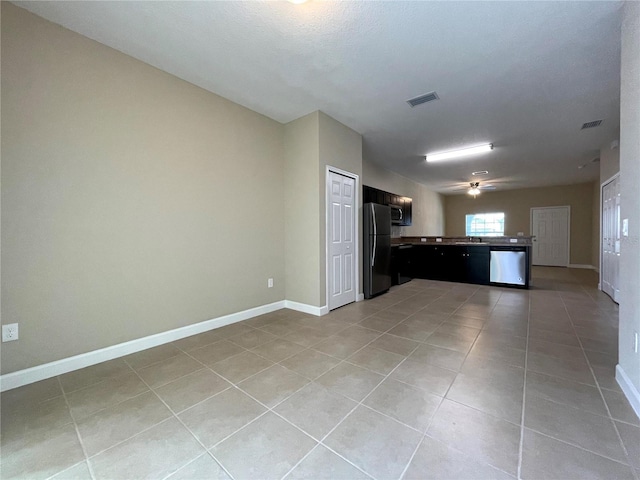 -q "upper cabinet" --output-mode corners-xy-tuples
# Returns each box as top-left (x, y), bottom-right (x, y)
(363, 185), (412, 226)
